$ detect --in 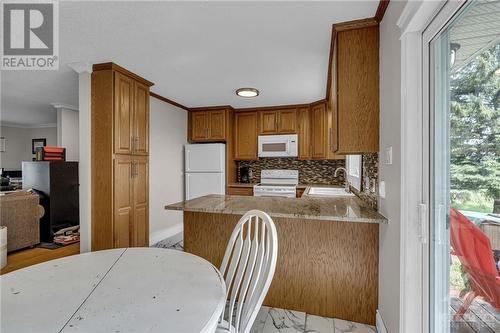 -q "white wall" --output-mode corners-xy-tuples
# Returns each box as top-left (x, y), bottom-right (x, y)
(0, 125), (57, 169)
(57, 108), (79, 161)
(149, 97), (187, 245)
(378, 1), (406, 332)
(75, 66), (92, 254)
